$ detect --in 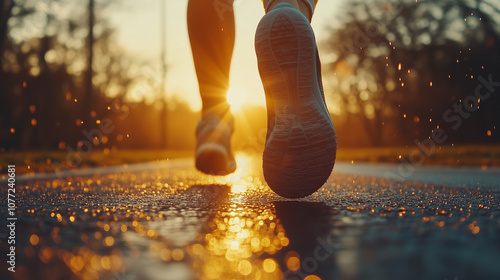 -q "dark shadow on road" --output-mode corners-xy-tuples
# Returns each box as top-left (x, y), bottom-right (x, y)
(183, 184), (231, 199)
(273, 201), (337, 280)
(181, 184), (231, 208)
